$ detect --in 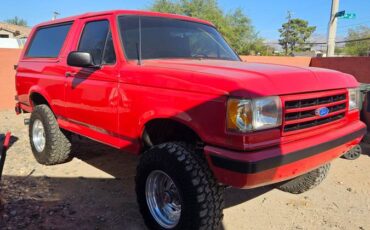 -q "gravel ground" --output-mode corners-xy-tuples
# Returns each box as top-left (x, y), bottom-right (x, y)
(0, 109), (370, 230)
